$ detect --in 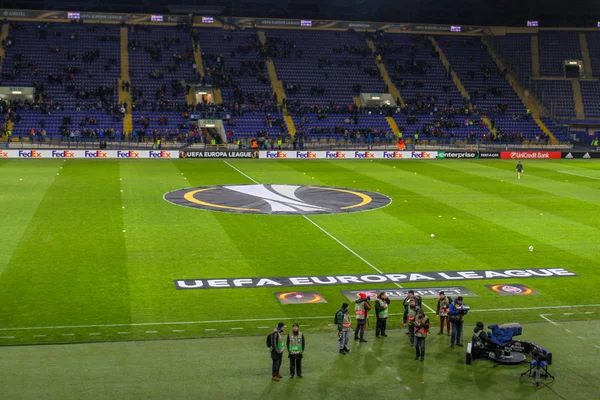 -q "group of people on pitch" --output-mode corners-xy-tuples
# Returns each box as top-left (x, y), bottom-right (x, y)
(267, 291), (469, 380)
